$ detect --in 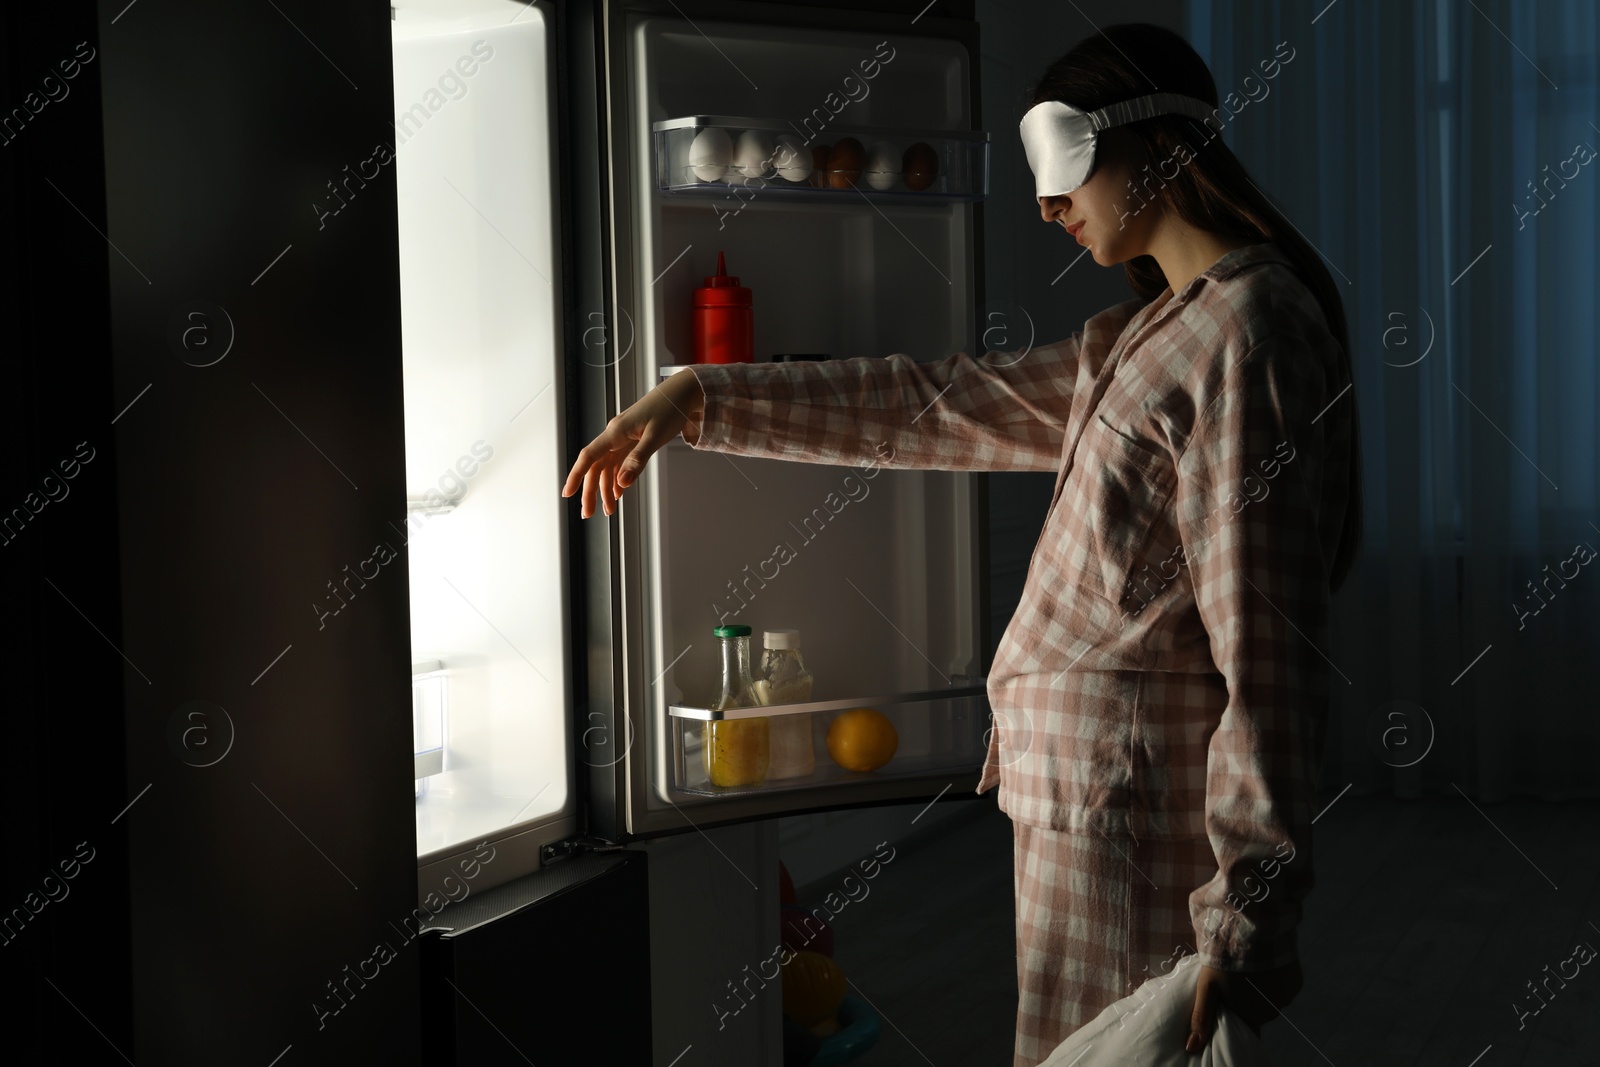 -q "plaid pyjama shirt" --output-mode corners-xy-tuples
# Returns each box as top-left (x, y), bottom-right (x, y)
(682, 241), (1353, 972)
